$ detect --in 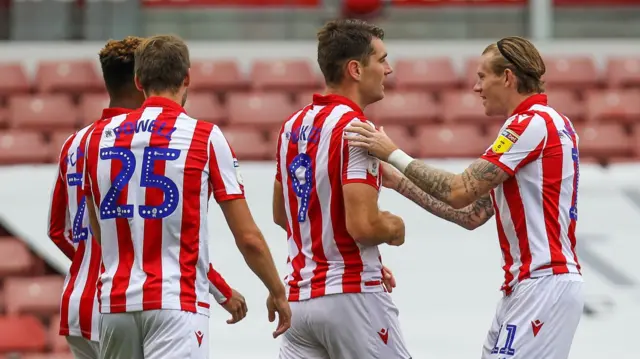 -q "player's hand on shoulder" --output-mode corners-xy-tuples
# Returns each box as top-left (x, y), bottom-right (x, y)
(266, 292), (292, 339)
(223, 289), (248, 324)
(380, 211), (405, 246)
